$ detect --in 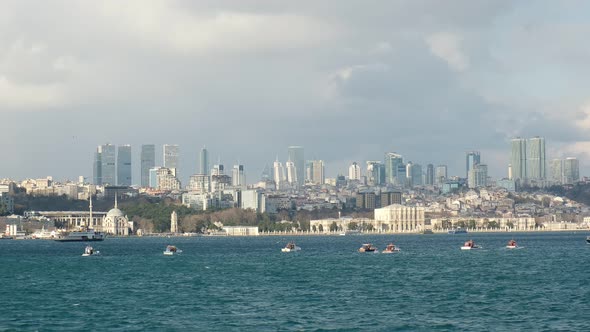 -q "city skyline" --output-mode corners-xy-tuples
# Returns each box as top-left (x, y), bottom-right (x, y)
(3, 2), (590, 182)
